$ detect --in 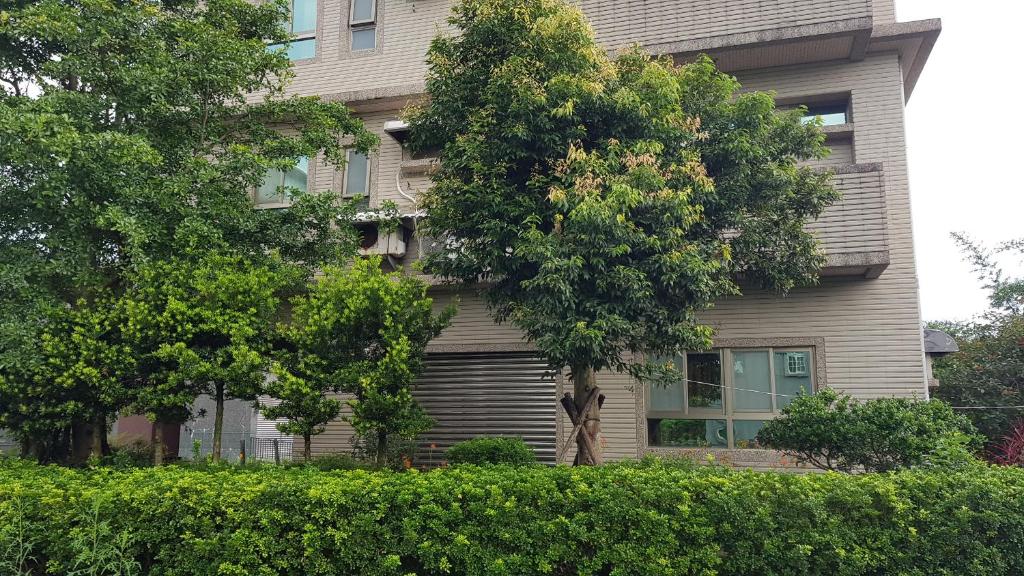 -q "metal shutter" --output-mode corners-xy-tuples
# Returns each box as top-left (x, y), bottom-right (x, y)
(414, 352), (558, 465)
